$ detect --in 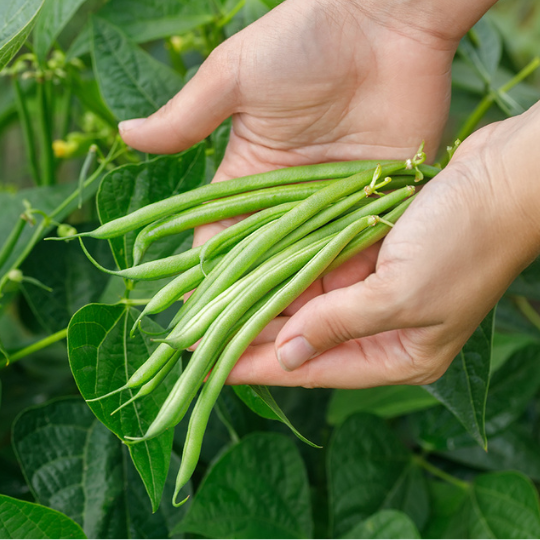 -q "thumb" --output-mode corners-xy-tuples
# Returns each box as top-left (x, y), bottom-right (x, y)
(275, 277), (405, 371)
(119, 50), (238, 154)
